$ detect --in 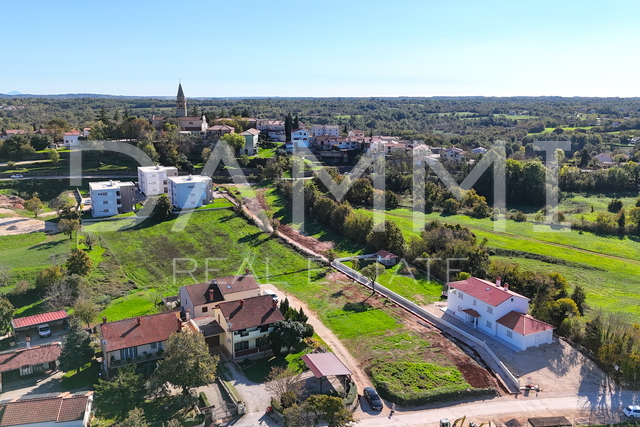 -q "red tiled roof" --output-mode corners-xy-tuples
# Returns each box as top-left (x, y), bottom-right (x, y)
(497, 311), (555, 335)
(184, 275), (260, 307)
(216, 274), (259, 297)
(0, 394), (91, 426)
(447, 277), (528, 307)
(11, 310), (69, 330)
(218, 295), (284, 331)
(63, 130), (80, 136)
(375, 249), (398, 259)
(241, 128), (260, 135)
(462, 308), (481, 318)
(301, 353), (352, 378)
(100, 311), (181, 353)
(0, 343), (61, 373)
(292, 128), (306, 132)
